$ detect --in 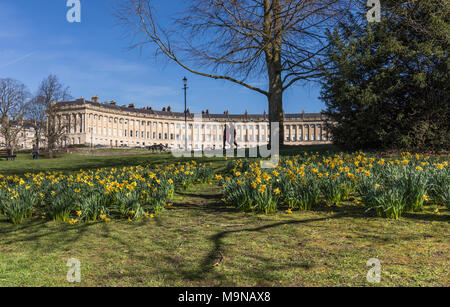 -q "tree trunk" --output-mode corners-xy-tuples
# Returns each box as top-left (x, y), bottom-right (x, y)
(35, 128), (40, 150)
(268, 91), (284, 148)
(264, 0), (284, 148)
(267, 62), (284, 148)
